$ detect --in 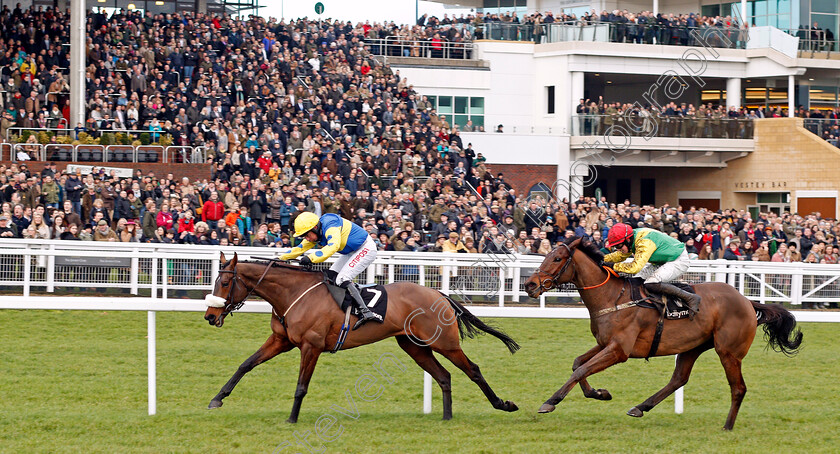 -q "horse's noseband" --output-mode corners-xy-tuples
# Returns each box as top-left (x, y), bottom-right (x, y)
(534, 243), (574, 294)
(214, 262), (273, 317)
